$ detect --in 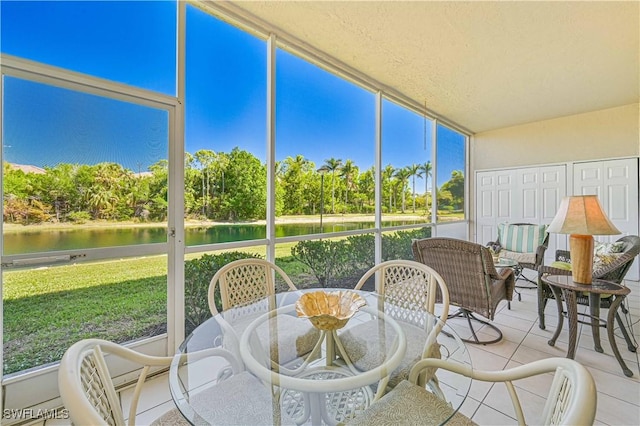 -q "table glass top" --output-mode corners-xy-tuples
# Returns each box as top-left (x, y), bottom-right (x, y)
(169, 289), (472, 425)
(541, 274), (629, 294)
